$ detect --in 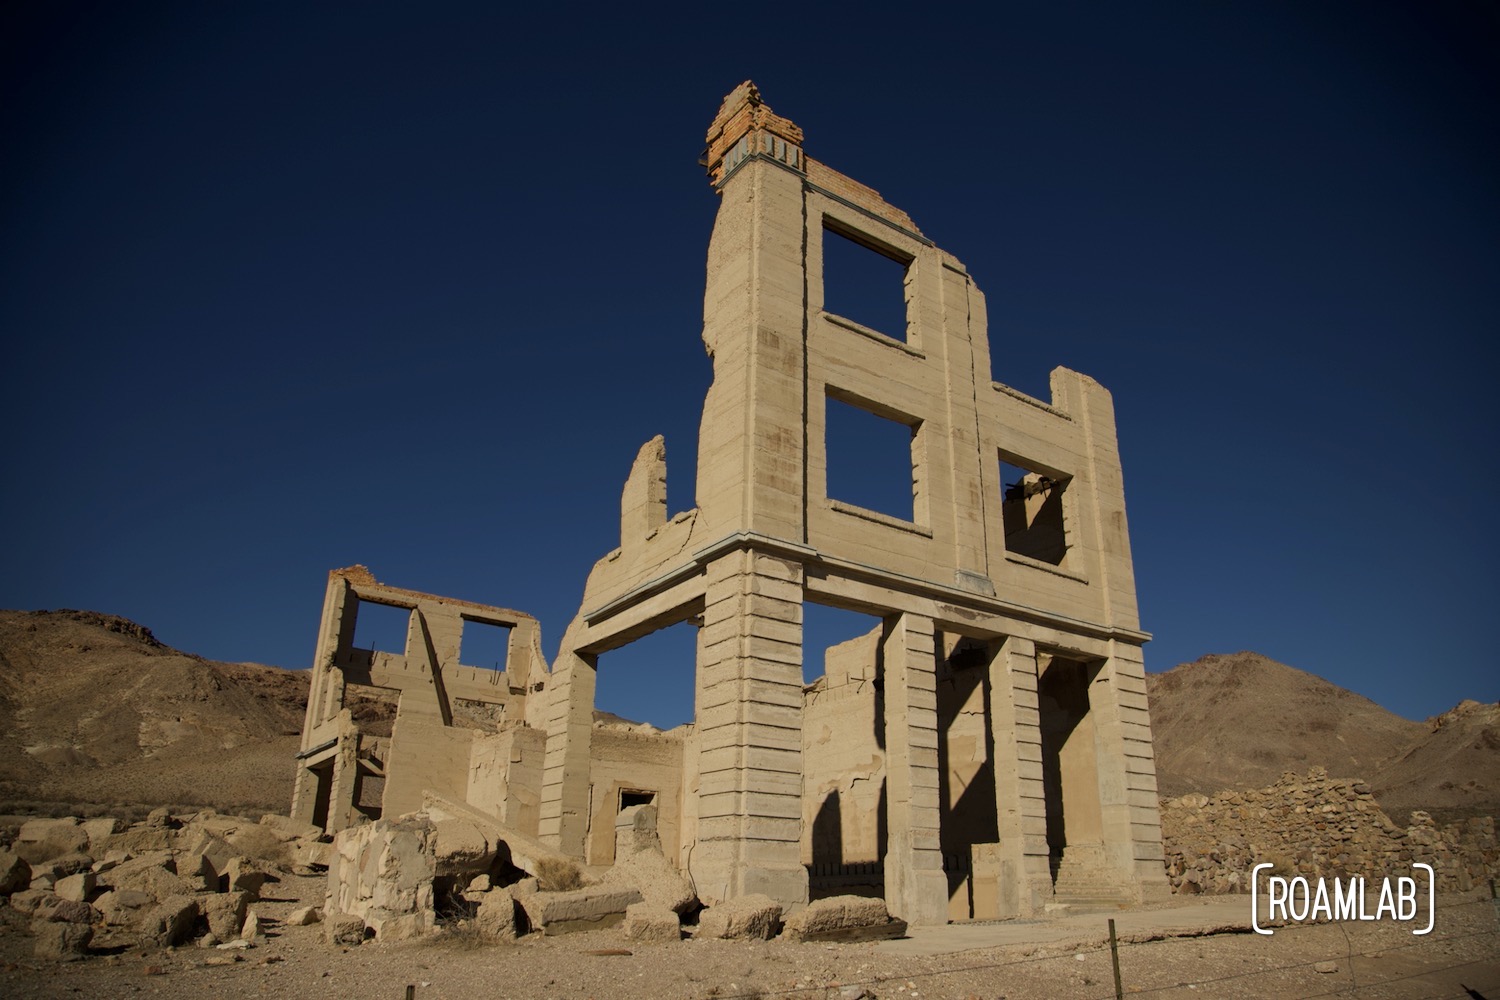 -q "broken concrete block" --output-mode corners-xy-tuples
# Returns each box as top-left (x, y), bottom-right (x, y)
(52, 871), (96, 903)
(200, 890), (251, 941)
(696, 894), (782, 940)
(94, 888), (153, 925)
(7, 888), (51, 914)
(363, 911), (430, 942)
(431, 817), (494, 875)
(35, 897), (98, 924)
(324, 817), (436, 943)
(0, 851), (32, 895)
(258, 814), (324, 843)
(223, 857), (269, 897)
(81, 817), (117, 853)
(285, 905), (322, 926)
(14, 818), (90, 864)
(474, 889), (516, 943)
(32, 920), (92, 961)
(323, 912), (368, 946)
(622, 902), (680, 943)
(145, 807), (179, 829)
(781, 895), (899, 942)
(598, 843), (696, 914)
(102, 852), (196, 901)
(141, 894), (199, 947)
(516, 887), (642, 935)
(47, 852), (95, 876)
